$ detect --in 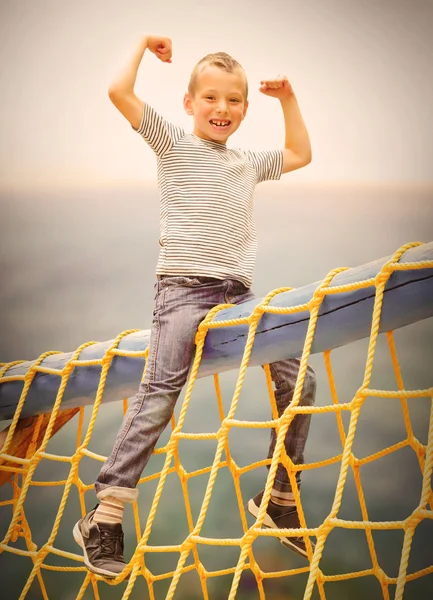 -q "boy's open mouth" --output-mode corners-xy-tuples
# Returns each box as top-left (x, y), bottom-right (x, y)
(209, 119), (231, 128)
